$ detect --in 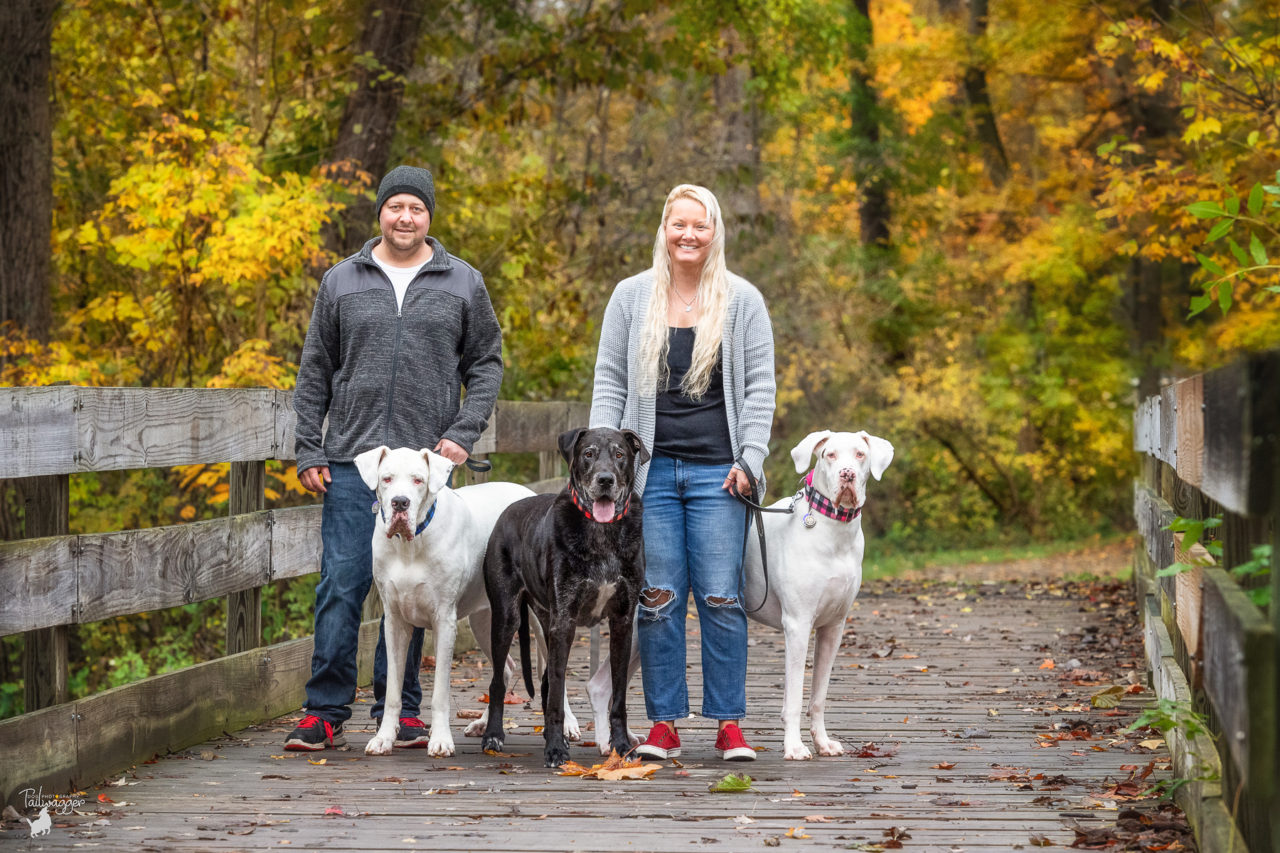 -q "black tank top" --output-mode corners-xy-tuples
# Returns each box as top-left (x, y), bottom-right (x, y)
(653, 326), (733, 464)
